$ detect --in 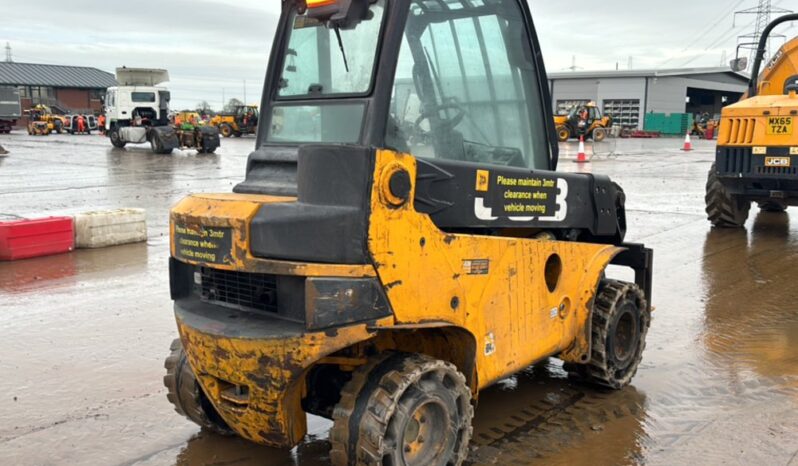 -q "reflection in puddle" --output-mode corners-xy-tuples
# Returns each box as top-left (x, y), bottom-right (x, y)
(702, 212), (798, 385)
